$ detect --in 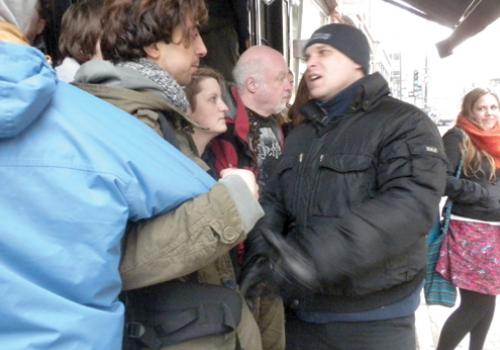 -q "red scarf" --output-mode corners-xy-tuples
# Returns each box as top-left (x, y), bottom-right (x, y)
(456, 115), (500, 168)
